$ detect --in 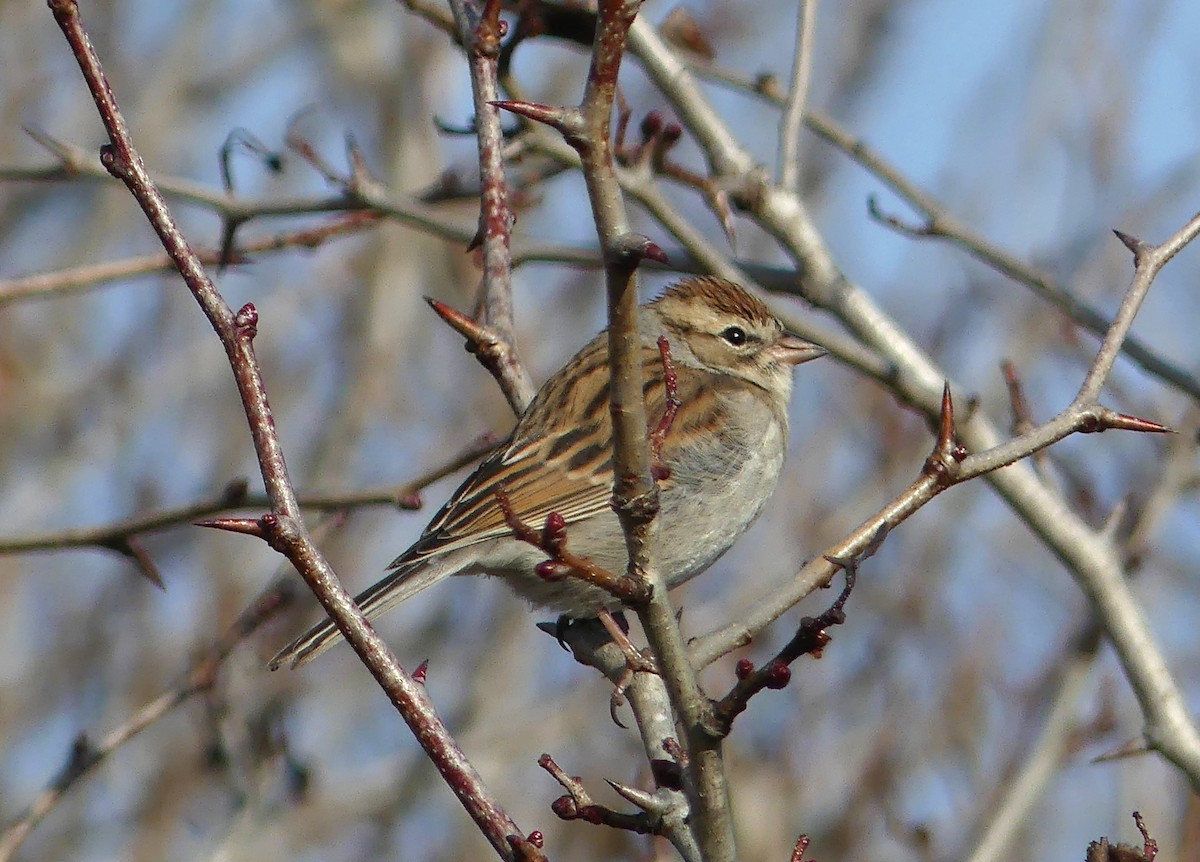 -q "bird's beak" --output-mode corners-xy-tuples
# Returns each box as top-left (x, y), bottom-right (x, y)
(773, 334), (827, 366)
